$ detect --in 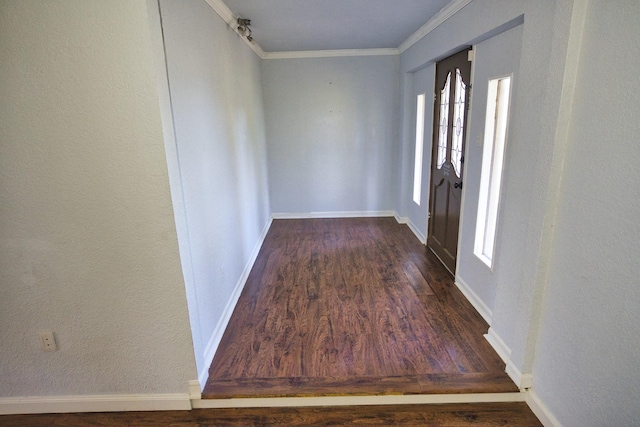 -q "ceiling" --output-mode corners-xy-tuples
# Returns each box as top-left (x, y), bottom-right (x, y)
(221, 0), (454, 52)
